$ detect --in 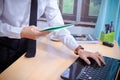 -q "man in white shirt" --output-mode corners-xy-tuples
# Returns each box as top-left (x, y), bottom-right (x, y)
(0, 0), (105, 73)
